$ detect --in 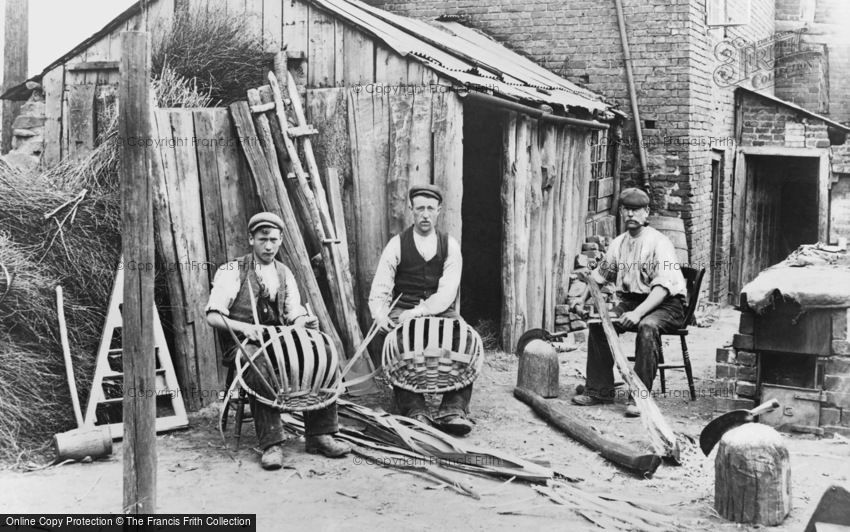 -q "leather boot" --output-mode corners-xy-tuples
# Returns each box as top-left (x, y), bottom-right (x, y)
(260, 444), (284, 470)
(305, 434), (351, 458)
